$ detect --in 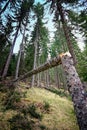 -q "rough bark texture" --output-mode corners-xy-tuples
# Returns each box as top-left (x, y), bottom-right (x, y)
(61, 53), (87, 130)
